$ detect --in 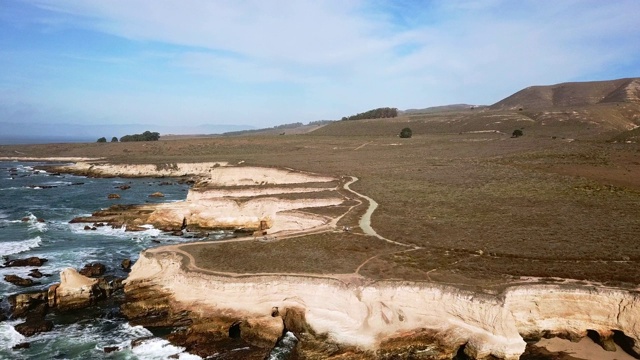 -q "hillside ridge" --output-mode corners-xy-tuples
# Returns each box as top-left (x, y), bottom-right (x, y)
(491, 77), (640, 109)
